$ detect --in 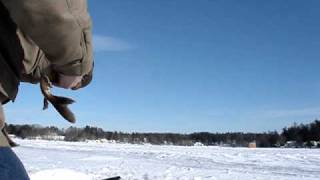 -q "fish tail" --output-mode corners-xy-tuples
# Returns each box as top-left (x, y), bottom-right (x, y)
(52, 103), (76, 123)
(51, 95), (75, 105)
